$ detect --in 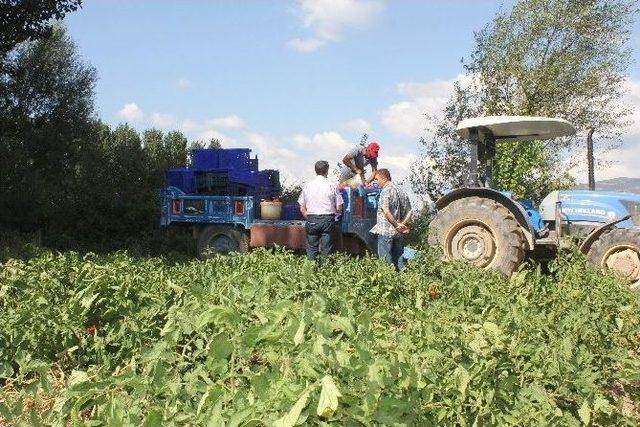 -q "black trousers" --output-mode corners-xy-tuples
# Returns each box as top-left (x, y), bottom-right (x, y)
(305, 214), (335, 260)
